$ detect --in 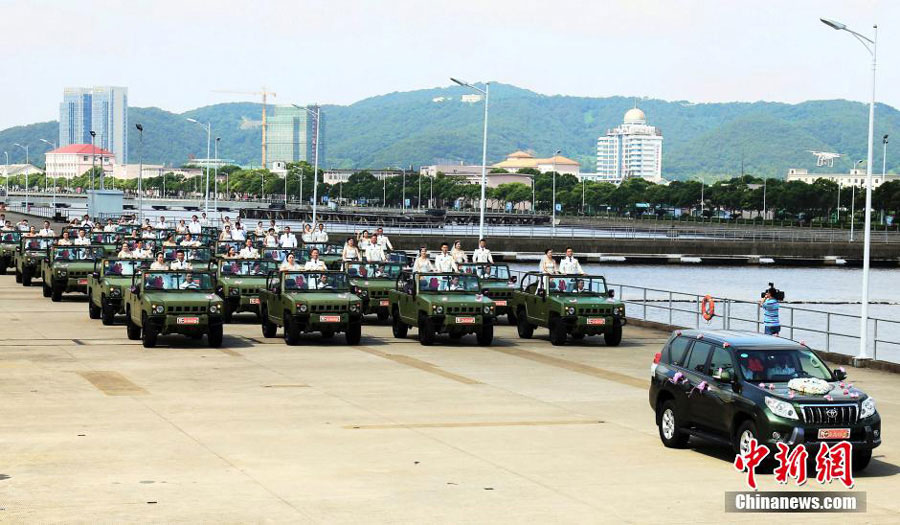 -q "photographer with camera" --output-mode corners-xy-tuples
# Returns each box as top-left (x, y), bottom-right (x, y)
(758, 282), (784, 336)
